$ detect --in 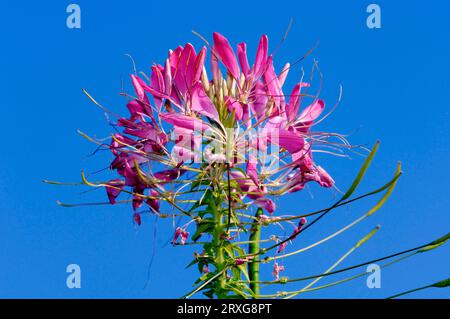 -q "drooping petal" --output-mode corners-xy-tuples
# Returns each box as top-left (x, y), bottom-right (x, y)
(191, 82), (219, 120)
(268, 127), (304, 154)
(225, 97), (244, 120)
(122, 122), (158, 141)
(105, 179), (125, 204)
(316, 166), (334, 188)
(249, 82), (268, 120)
(172, 126), (202, 163)
(147, 189), (160, 213)
(160, 112), (210, 131)
(213, 32), (240, 79)
(126, 100), (145, 121)
(256, 198), (276, 214)
(154, 168), (185, 182)
(133, 212), (142, 226)
(246, 156), (259, 186)
(298, 99), (325, 123)
(132, 186), (145, 210)
(230, 170), (250, 193)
